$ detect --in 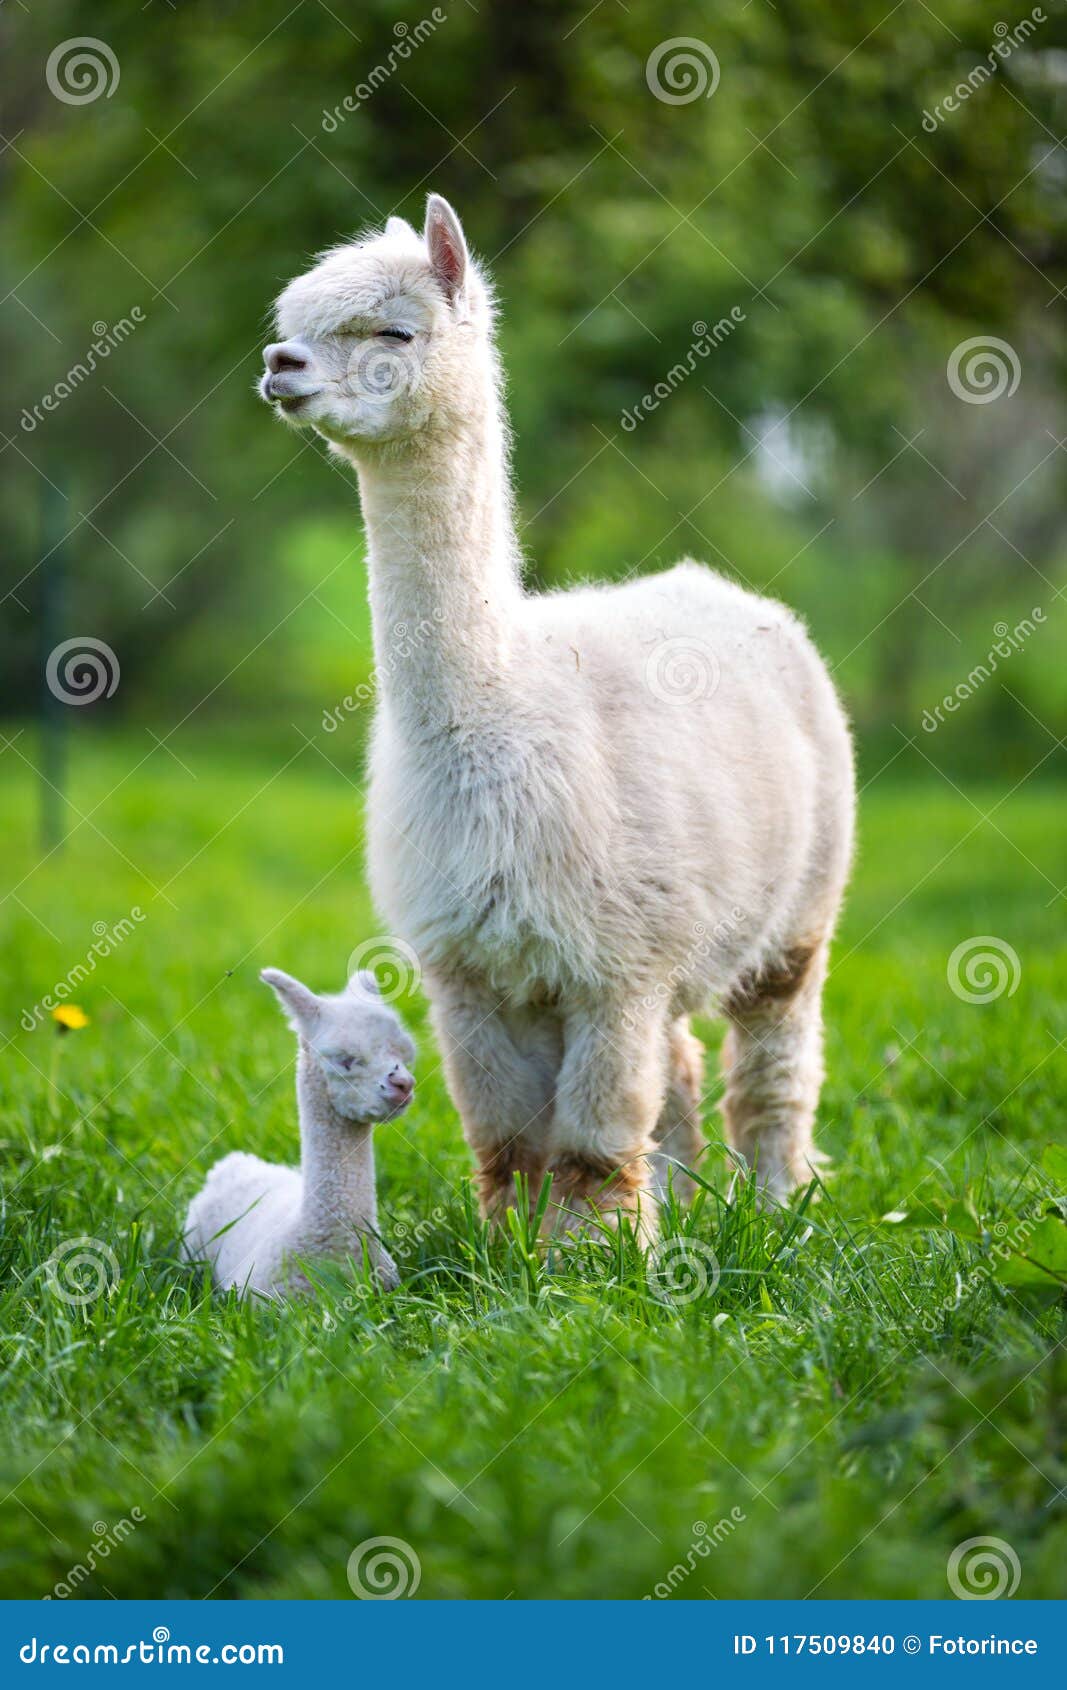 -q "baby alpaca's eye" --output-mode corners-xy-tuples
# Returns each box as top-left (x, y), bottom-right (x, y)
(378, 326), (414, 343)
(329, 1053), (364, 1073)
